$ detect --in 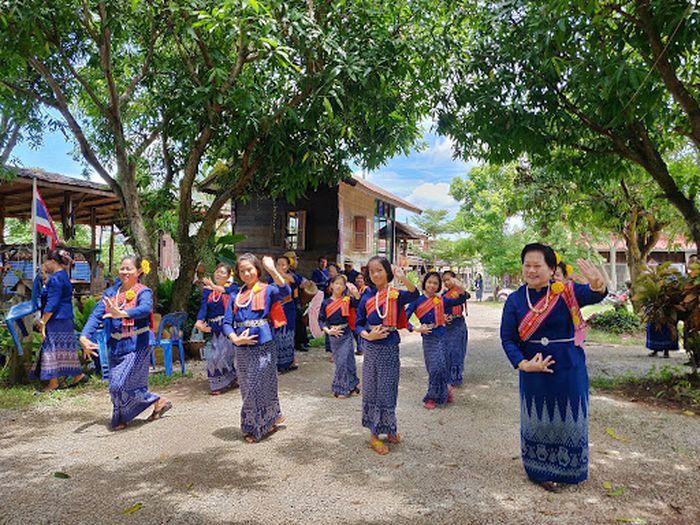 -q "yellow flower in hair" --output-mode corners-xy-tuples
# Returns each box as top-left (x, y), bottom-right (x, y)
(554, 251), (562, 265)
(140, 259), (151, 275)
(125, 289), (137, 301)
(389, 290), (399, 300)
(566, 264), (574, 276)
(551, 281), (565, 294)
